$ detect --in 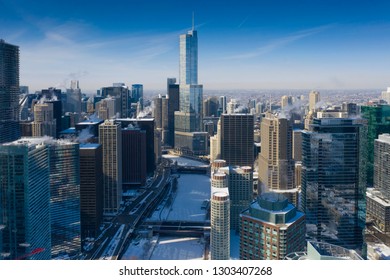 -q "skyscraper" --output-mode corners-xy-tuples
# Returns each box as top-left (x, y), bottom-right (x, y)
(301, 118), (367, 252)
(309, 90), (320, 112)
(122, 126), (147, 189)
(366, 134), (390, 234)
(46, 139), (80, 258)
(258, 113), (296, 205)
(167, 78), (180, 147)
(131, 84), (143, 104)
(66, 80), (81, 115)
(360, 104), (390, 187)
(0, 139), (51, 260)
(381, 87), (390, 104)
(99, 120), (122, 216)
(220, 114), (254, 168)
(210, 172), (230, 260)
(32, 102), (56, 138)
(240, 193), (305, 260)
(101, 84), (129, 118)
(174, 23), (204, 154)
(179, 27), (198, 85)
(79, 144), (103, 240)
(0, 40), (20, 143)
